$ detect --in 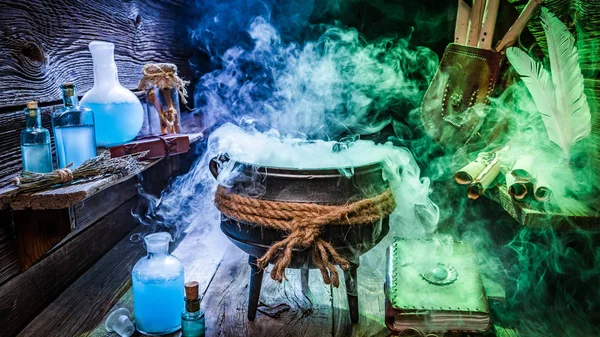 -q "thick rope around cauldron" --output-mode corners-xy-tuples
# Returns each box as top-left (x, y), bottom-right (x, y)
(214, 186), (396, 287)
